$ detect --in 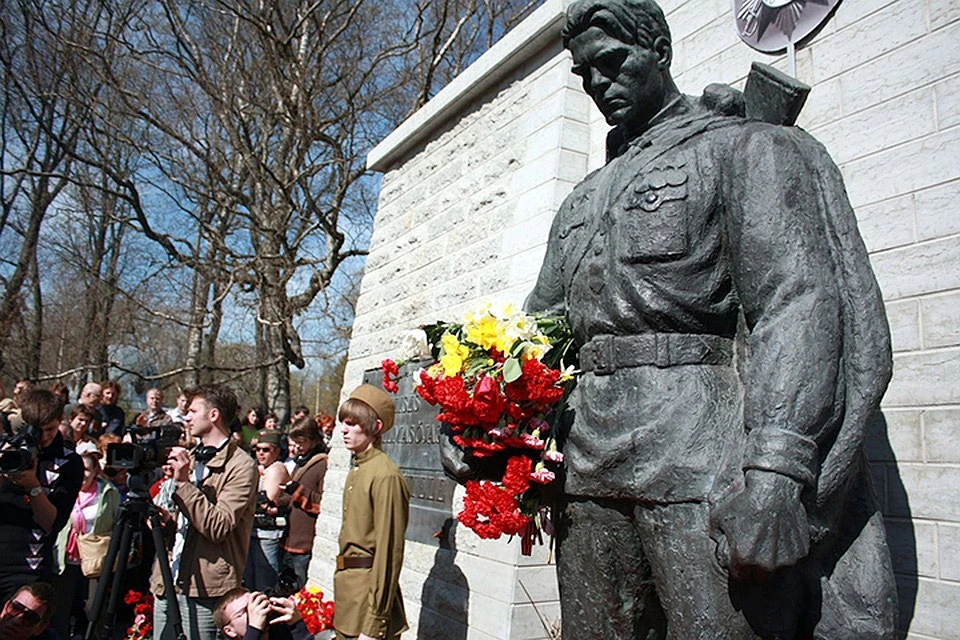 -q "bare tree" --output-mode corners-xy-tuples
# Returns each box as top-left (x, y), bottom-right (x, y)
(0, 0), (94, 376)
(3, 0), (543, 413)
(64, 0), (540, 418)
